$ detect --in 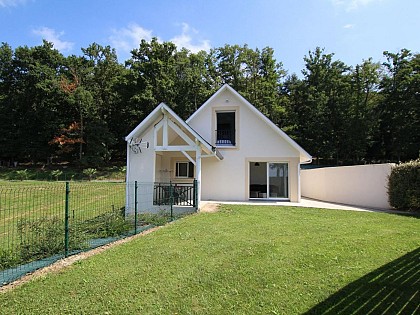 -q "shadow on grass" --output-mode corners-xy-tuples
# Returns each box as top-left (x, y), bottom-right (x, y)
(304, 247), (420, 315)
